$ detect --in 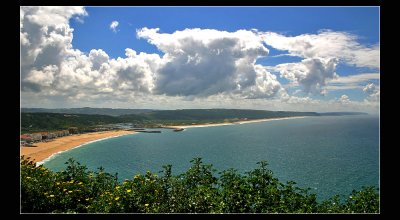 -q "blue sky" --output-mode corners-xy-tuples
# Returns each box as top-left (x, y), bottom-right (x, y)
(21, 6), (379, 113)
(71, 7), (379, 59)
